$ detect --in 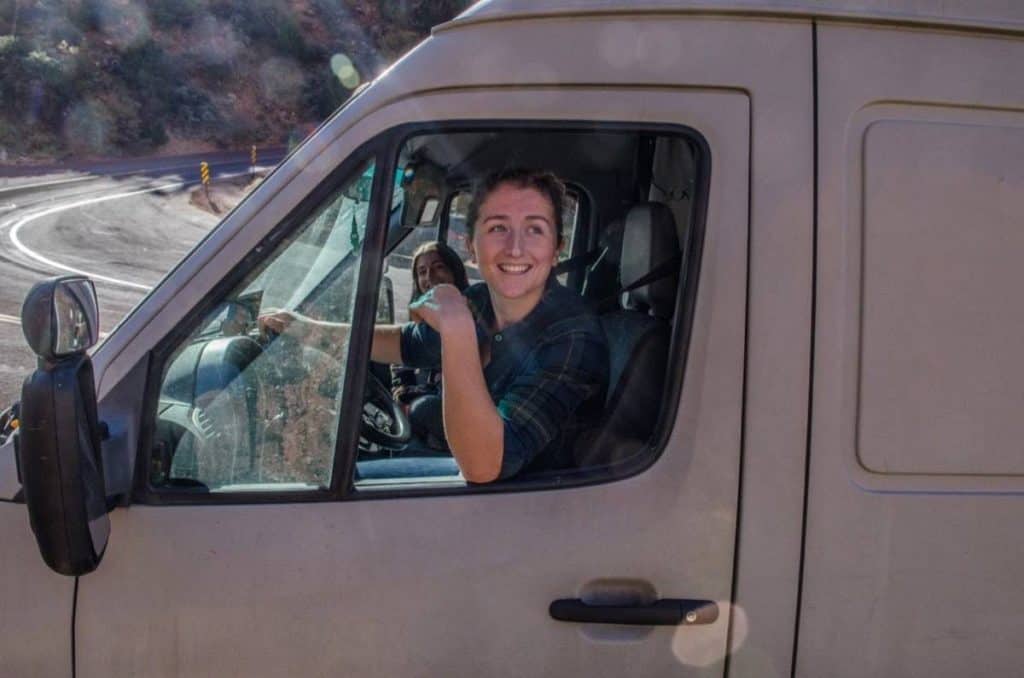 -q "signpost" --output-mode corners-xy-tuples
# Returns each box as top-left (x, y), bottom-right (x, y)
(200, 161), (210, 202)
